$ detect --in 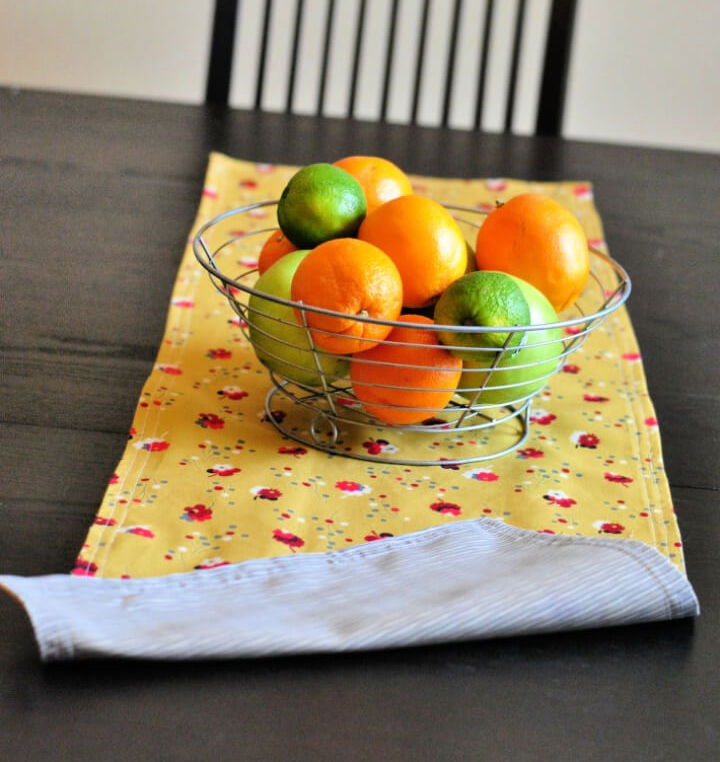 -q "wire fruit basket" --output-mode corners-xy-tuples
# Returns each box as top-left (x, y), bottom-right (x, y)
(193, 201), (631, 466)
